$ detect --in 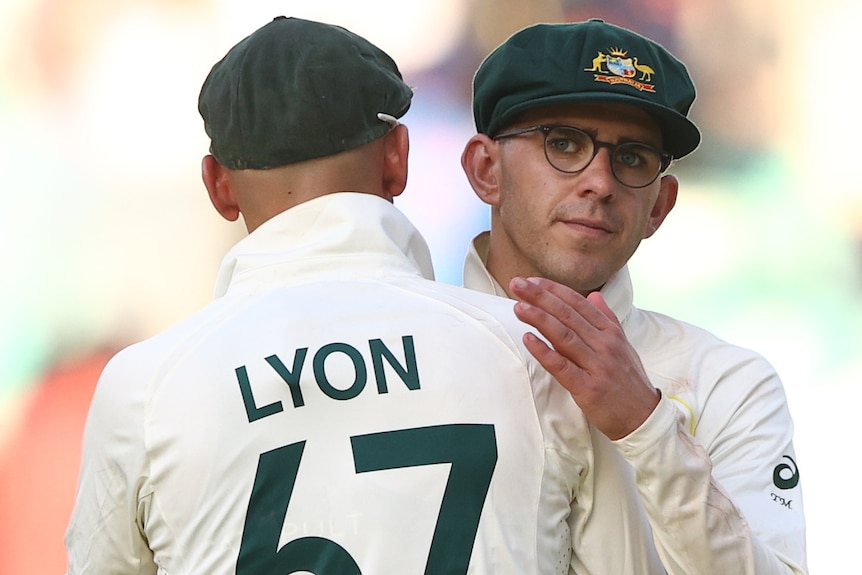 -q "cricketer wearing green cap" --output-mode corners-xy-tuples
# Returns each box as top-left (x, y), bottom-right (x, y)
(198, 15), (412, 171)
(461, 19), (808, 574)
